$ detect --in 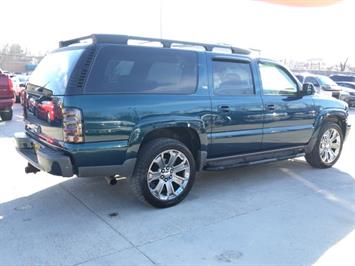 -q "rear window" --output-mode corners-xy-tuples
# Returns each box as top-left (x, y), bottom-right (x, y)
(85, 46), (197, 94)
(28, 48), (84, 95)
